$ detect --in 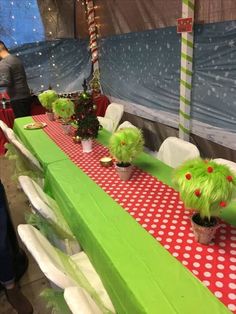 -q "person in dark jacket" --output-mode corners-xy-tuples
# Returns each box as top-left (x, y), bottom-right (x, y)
(0, 180), (33, 314)
(0, 40), (32, 118)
